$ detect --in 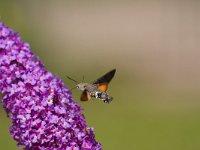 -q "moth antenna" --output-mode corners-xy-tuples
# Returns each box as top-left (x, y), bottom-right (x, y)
(66, 75), (79, 84)
(82, 75), (84, 82)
